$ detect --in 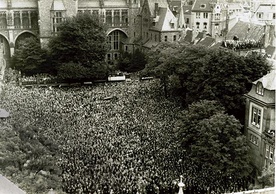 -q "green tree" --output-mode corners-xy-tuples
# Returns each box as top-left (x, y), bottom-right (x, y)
(11, 37), (50, 76)
(143, 43), (271, 123)
(175, 100), (252, 193)
(118, 49), (147, 72)
(48, 13), (108, 80)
